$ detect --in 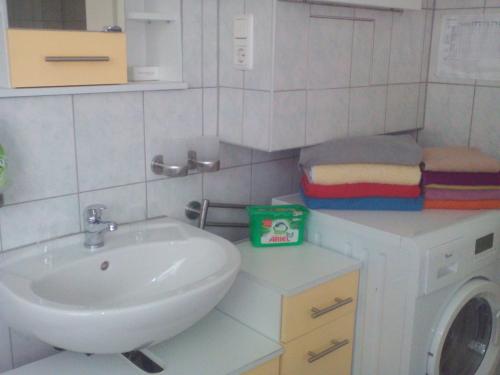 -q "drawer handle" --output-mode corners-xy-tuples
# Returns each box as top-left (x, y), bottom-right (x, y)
(45, 56), (110, 62)
(307, 339), (350, 363)
(310, 297), (353, 319)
